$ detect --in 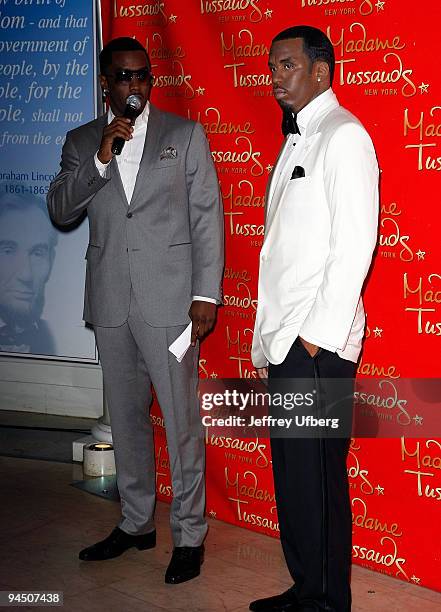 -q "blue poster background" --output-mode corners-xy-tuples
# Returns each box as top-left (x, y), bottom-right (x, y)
(0, 0), (97, 361)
